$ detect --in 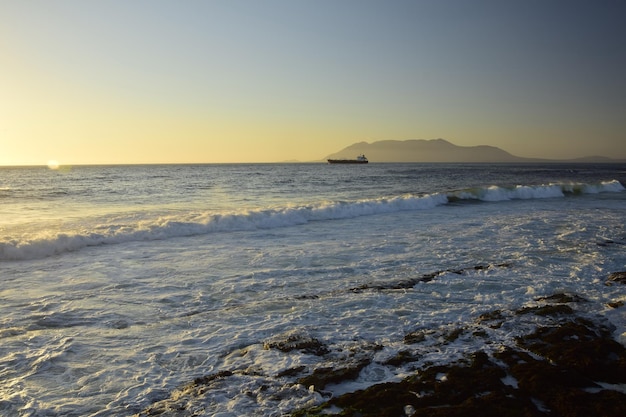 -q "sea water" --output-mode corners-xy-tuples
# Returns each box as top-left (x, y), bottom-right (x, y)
(0, 163), (625, 416)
